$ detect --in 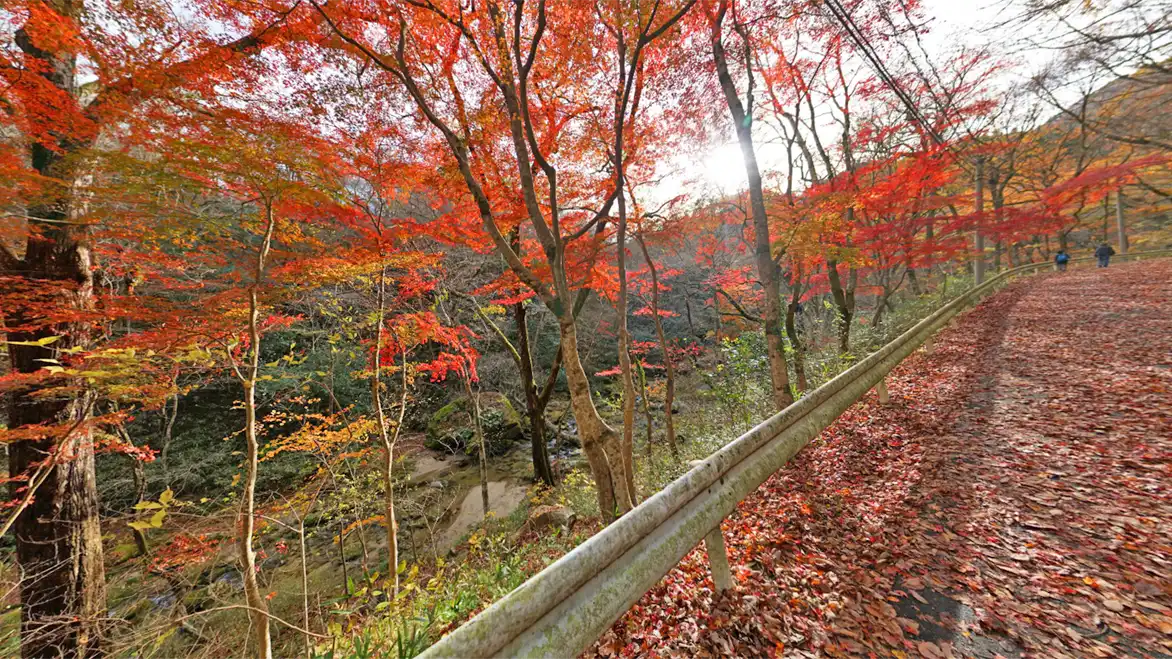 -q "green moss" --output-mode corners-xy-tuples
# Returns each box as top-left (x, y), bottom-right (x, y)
(425, 393), (524, 456)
